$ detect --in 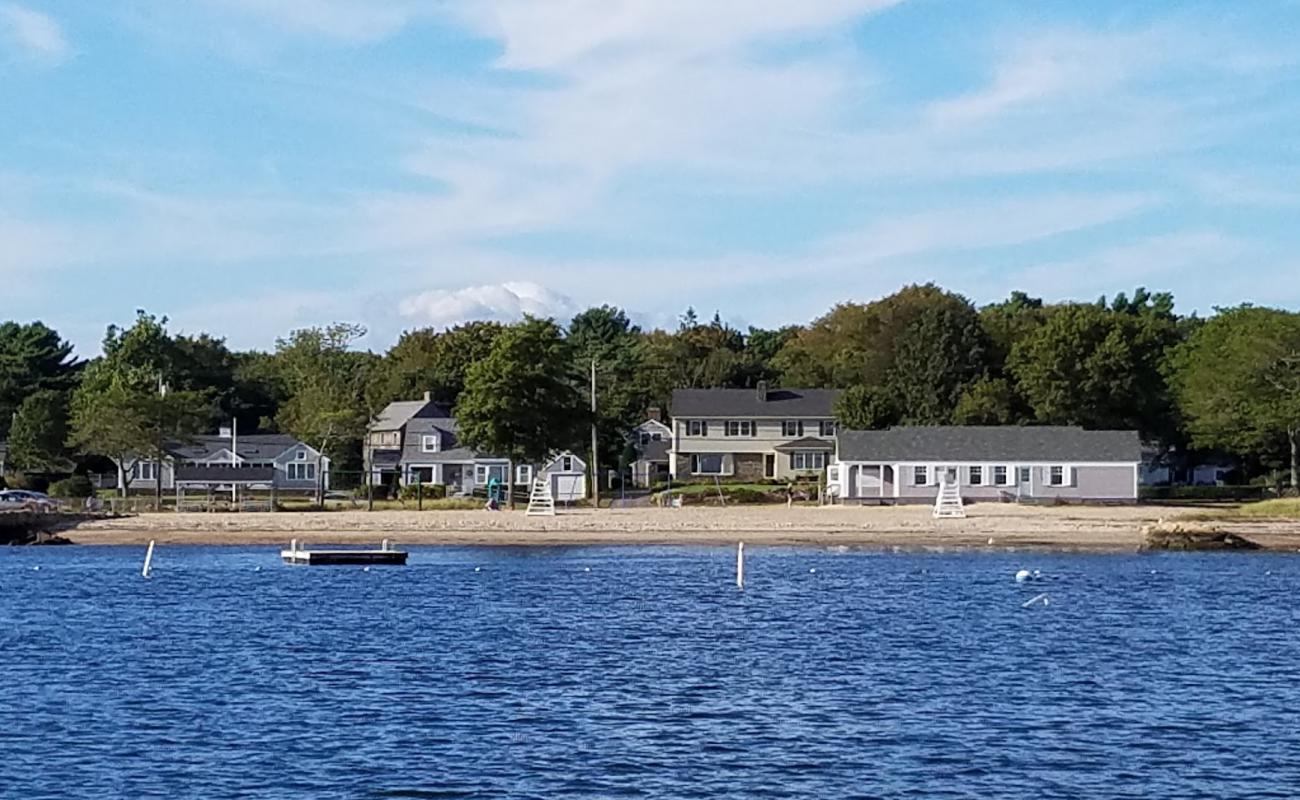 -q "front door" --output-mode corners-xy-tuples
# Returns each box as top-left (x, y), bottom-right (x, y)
(764, 454), (776, 479)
